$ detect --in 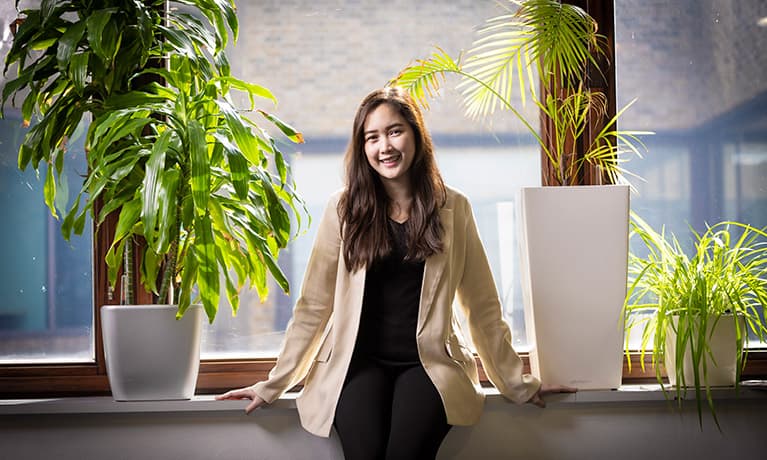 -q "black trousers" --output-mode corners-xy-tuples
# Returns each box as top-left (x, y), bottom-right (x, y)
(333, 356), (452, 460)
